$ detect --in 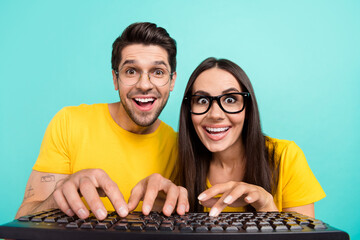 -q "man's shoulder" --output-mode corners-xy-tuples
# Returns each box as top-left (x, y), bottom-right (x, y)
(158, 121), (177, 138)
(52, 103), (108, 125)
(61, 103), (107, 114)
